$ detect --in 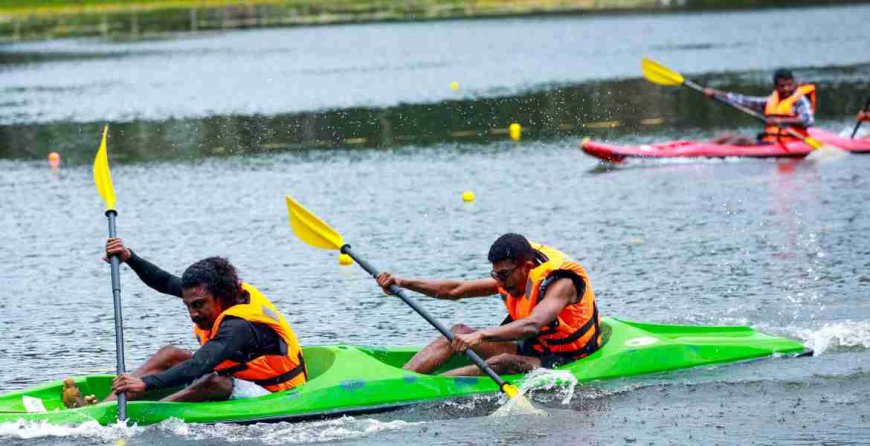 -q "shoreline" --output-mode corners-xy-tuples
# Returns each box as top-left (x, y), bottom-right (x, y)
(1, 0), (866, 43)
